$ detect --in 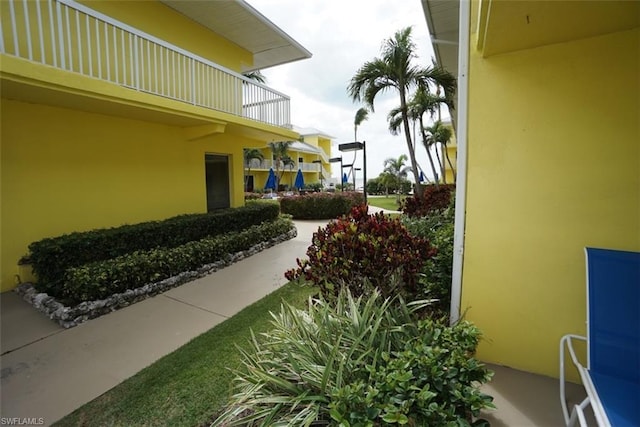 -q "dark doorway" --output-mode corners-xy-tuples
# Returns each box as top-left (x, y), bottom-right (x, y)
(245, 175), (255, 192)
(205, 154), (230, 211)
